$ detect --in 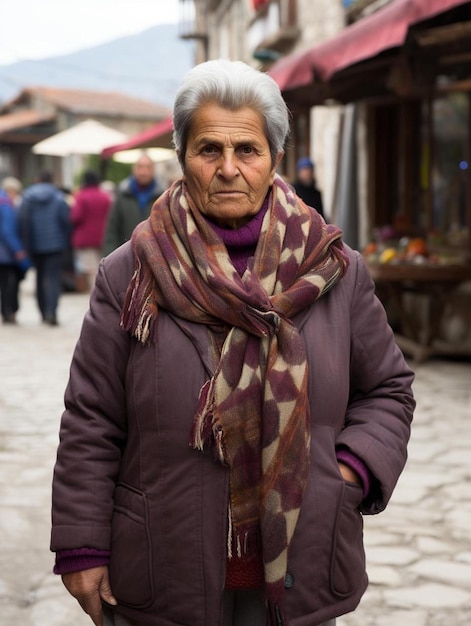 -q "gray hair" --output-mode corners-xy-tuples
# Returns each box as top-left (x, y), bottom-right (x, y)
(1, 176), (22, 193)
(172, 59), (290, 166)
